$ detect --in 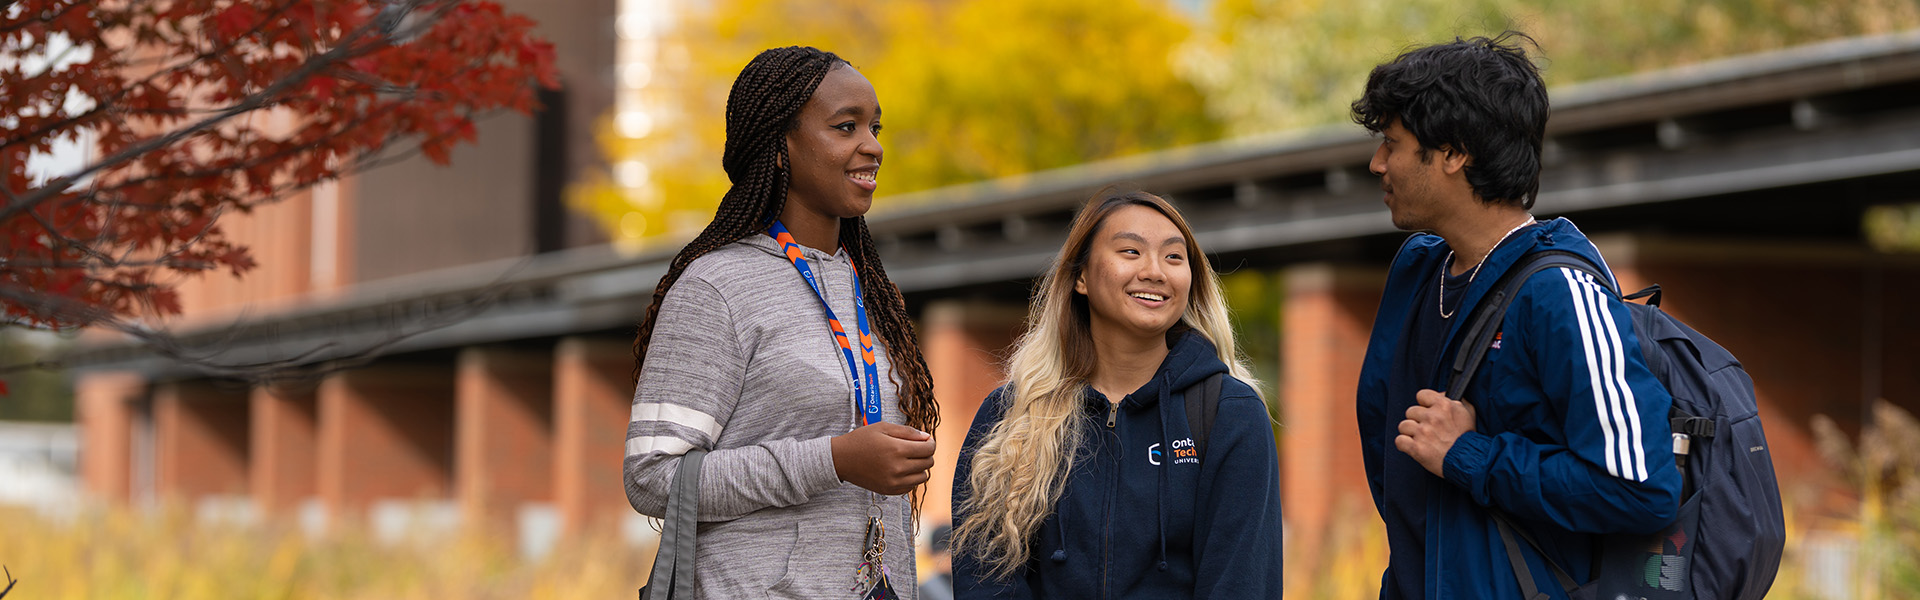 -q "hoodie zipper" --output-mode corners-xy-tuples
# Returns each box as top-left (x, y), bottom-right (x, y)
(1101, 395), (1123, 599)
